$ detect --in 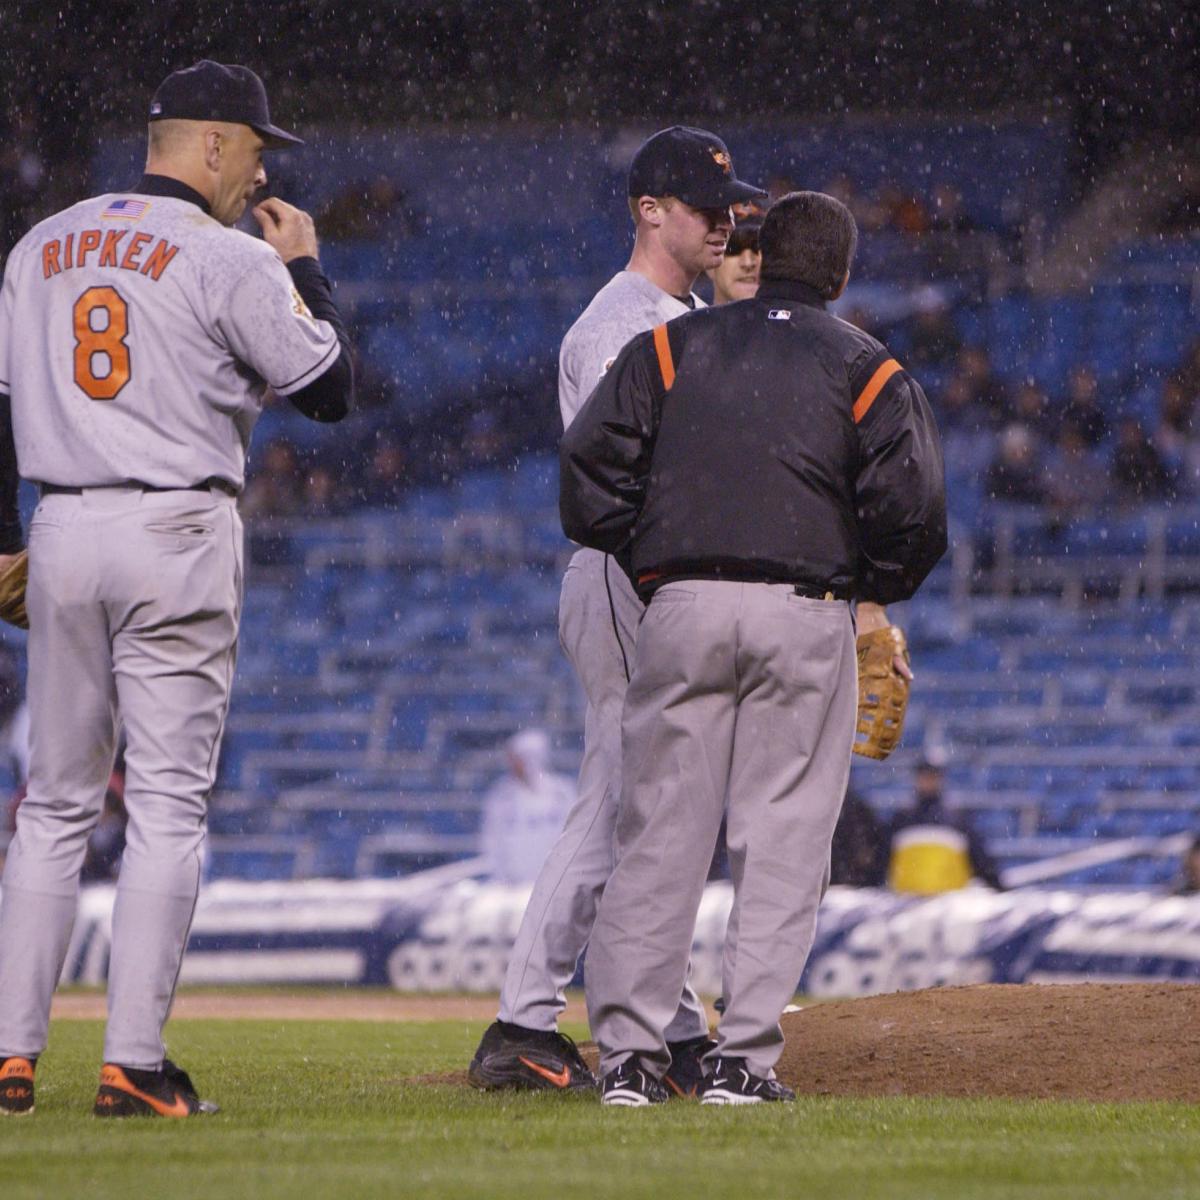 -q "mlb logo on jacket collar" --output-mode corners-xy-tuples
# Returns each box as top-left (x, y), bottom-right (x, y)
(768, 309), (792, 321)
